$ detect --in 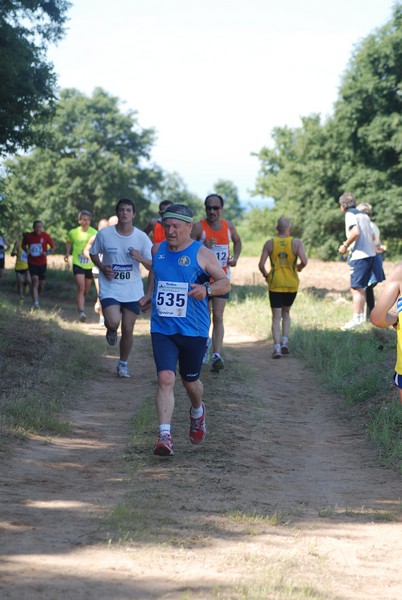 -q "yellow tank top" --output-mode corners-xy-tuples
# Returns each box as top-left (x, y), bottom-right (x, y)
(14, 241), (29, 270)
(267, 236), (299, 293)
(396, 297), (402, 375)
